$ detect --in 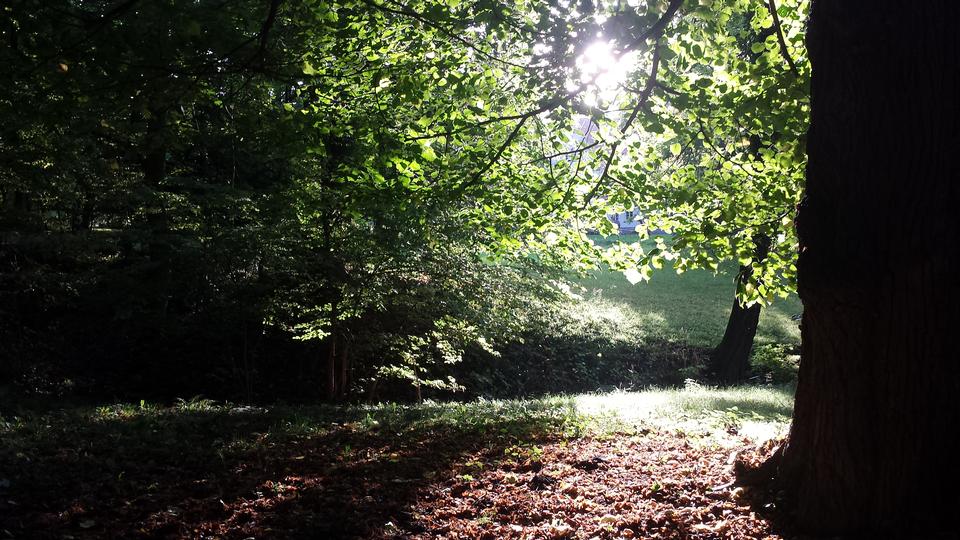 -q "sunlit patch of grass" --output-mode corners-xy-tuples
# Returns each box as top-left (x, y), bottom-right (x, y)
(5, 388), (793, 472)
(579, 234), (802, 349)
(342, 395), (594, 440)
(573, 383), (794, 444)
